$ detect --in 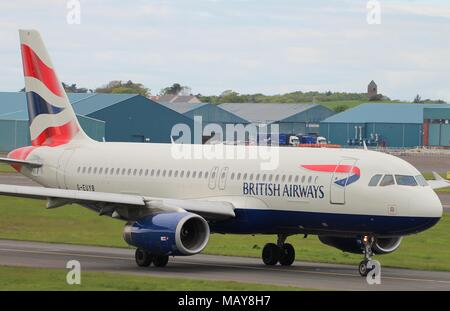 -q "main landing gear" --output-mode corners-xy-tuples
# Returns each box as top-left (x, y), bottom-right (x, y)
(262, 234), (295, 266)
(135, 248), (169, 268)
(358, 235), (375, 277)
